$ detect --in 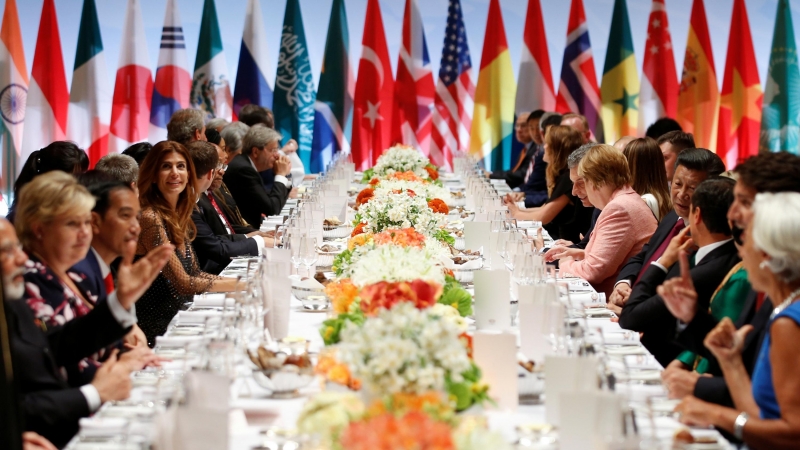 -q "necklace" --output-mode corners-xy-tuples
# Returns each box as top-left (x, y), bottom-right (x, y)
(770, 287), (800, 319)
